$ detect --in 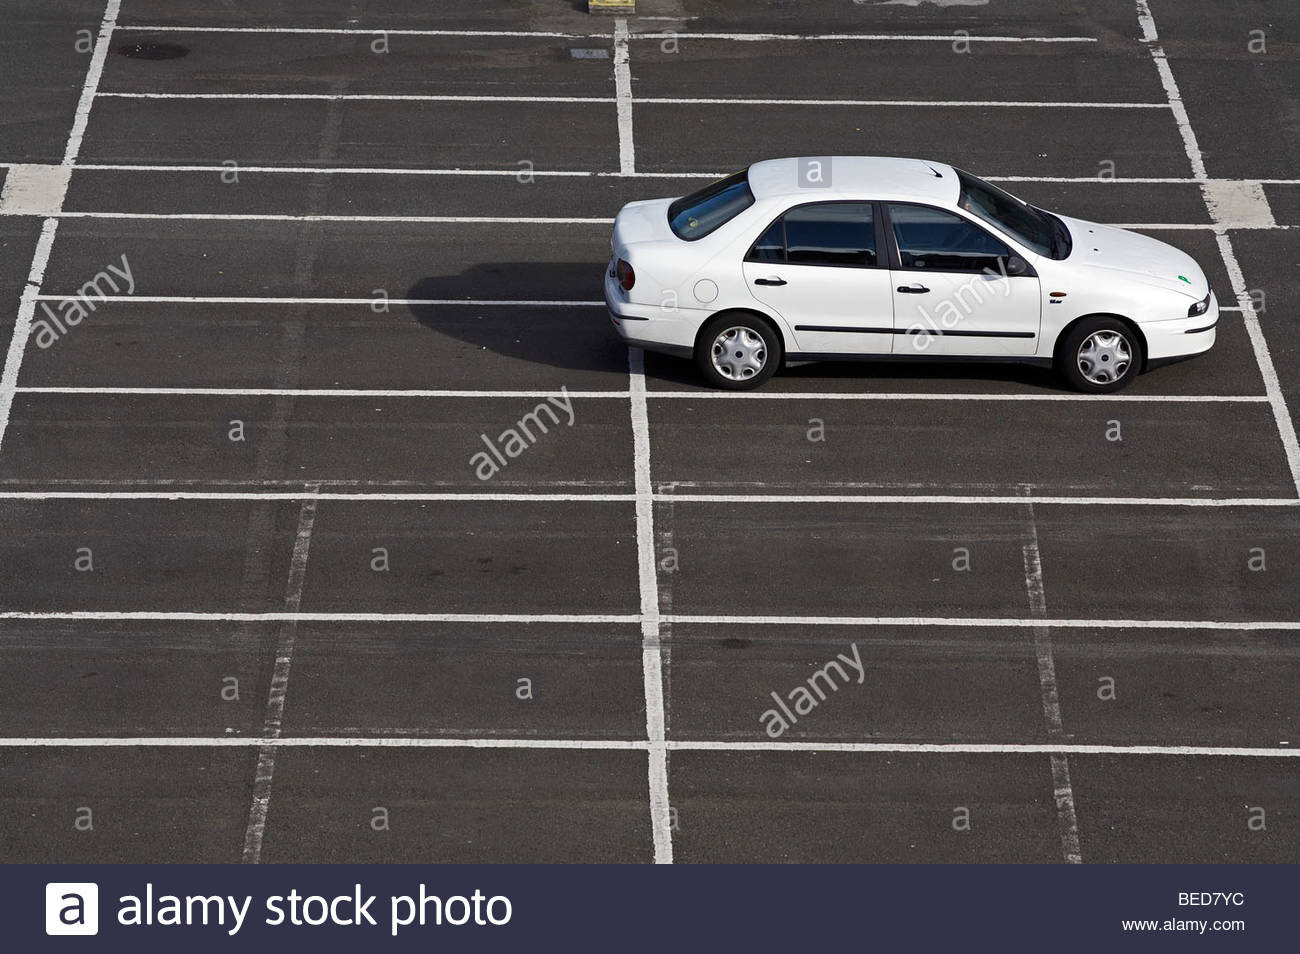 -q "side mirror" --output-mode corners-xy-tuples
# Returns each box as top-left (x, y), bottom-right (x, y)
(1004, 255), (1031, 277)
